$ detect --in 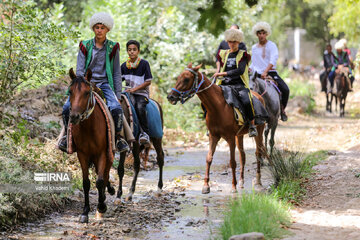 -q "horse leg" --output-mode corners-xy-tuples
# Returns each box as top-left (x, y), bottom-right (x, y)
(115, 151), (126, 205)
(269, 123), (277, 156)
(228, 137), (237, 193)
(236, 135), (245, 189)
(95, 154), (108, 216)
(254, 125), (267, 191)
(152, 138), (164, 192)
(202, 134), (220, 194)
(126, 143), (141, 201)
(78, 153), (90, 223)
(264, 124), (270, 153)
